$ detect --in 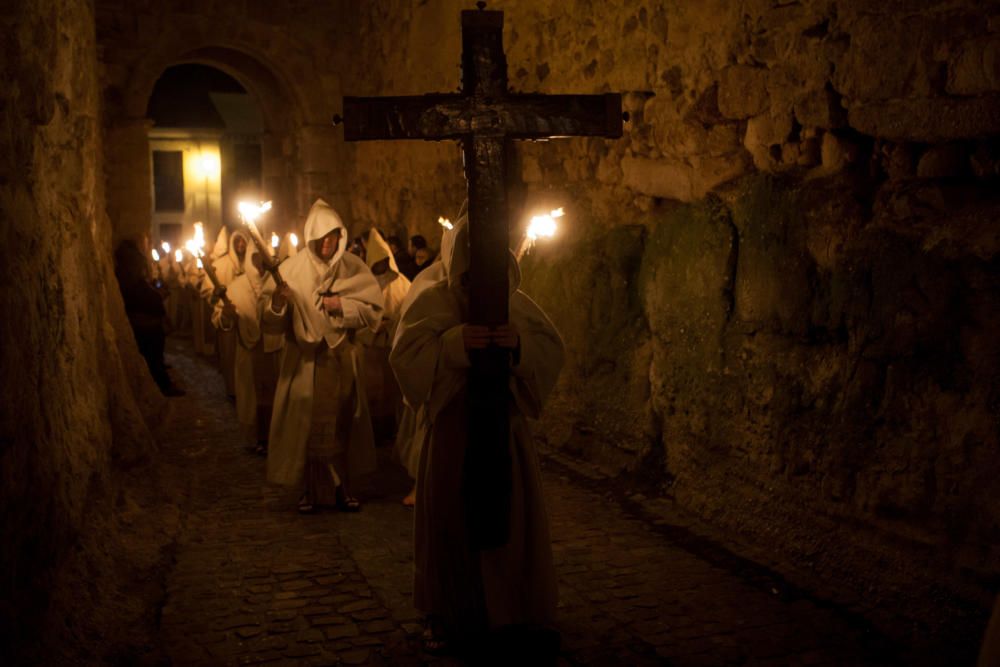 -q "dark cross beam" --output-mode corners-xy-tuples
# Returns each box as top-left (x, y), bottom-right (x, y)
(336, 4), (623, 549)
